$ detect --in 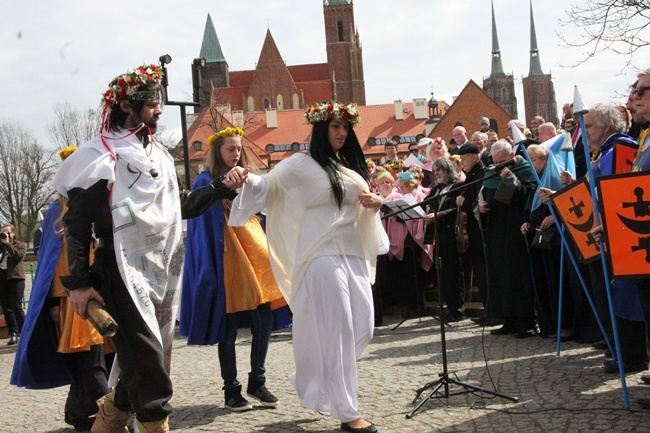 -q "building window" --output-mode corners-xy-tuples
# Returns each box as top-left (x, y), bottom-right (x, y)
(337, 16), (344, 42)
(367, 137), (376, 146)
(192, 141), (202, 151)
(264, 99), (270, 109)
(265, 144), (274, 153)
(277, 94), (284, 110)
(539, 83), (544, 94)
(247, 96), (254, 112)
(291, 142), (300, 151)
